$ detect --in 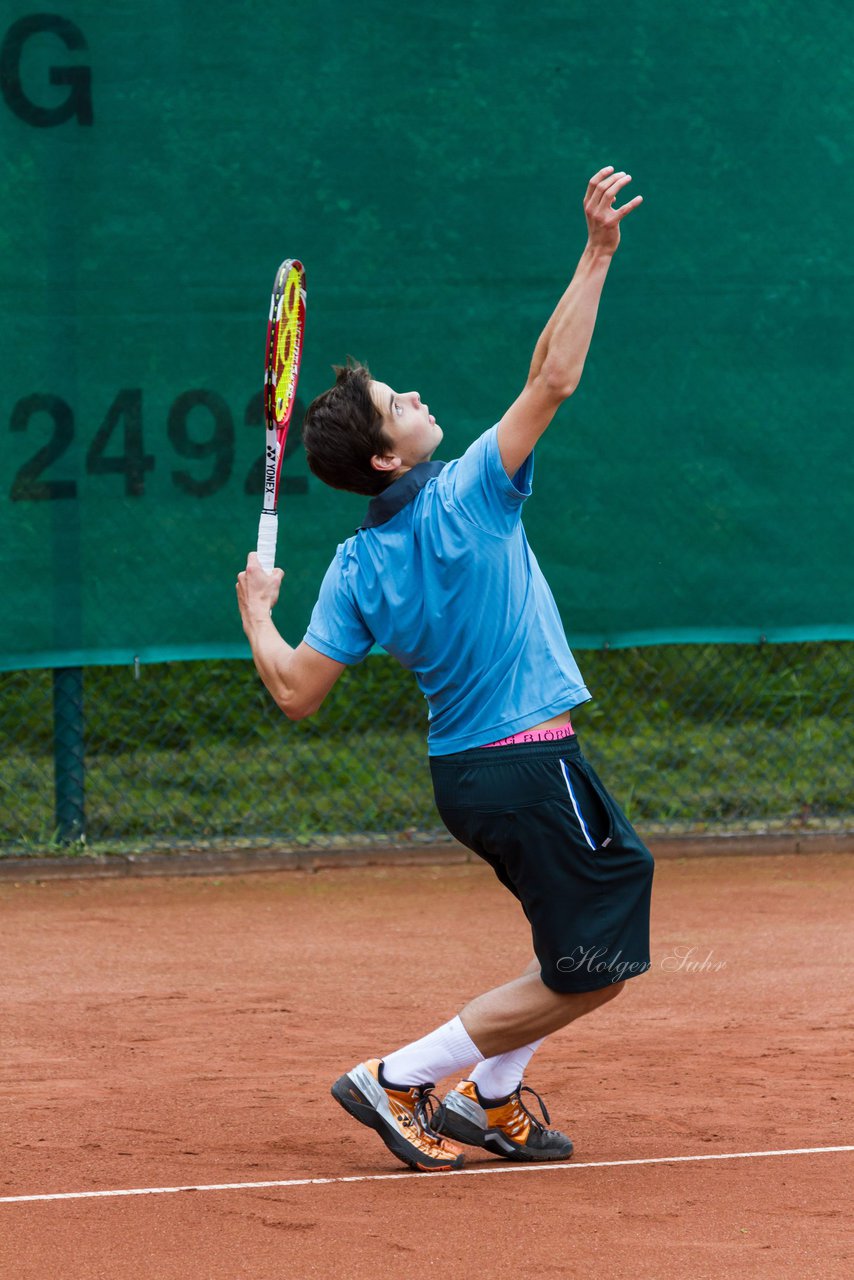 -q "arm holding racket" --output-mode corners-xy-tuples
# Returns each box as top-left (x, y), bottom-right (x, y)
(237, 553), (346, 719)
(496, 166), (642, 478)
(242, 260), (342, 717)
